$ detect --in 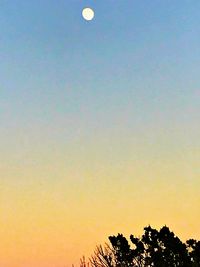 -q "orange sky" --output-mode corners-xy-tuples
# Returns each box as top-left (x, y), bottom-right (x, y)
(1, 137), (200, 266)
